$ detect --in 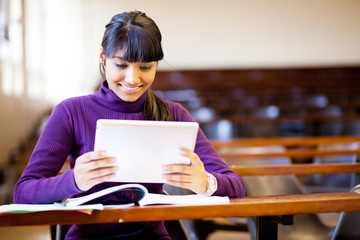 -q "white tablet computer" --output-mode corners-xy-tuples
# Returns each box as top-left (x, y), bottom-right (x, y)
(94, 119), (199, 183)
